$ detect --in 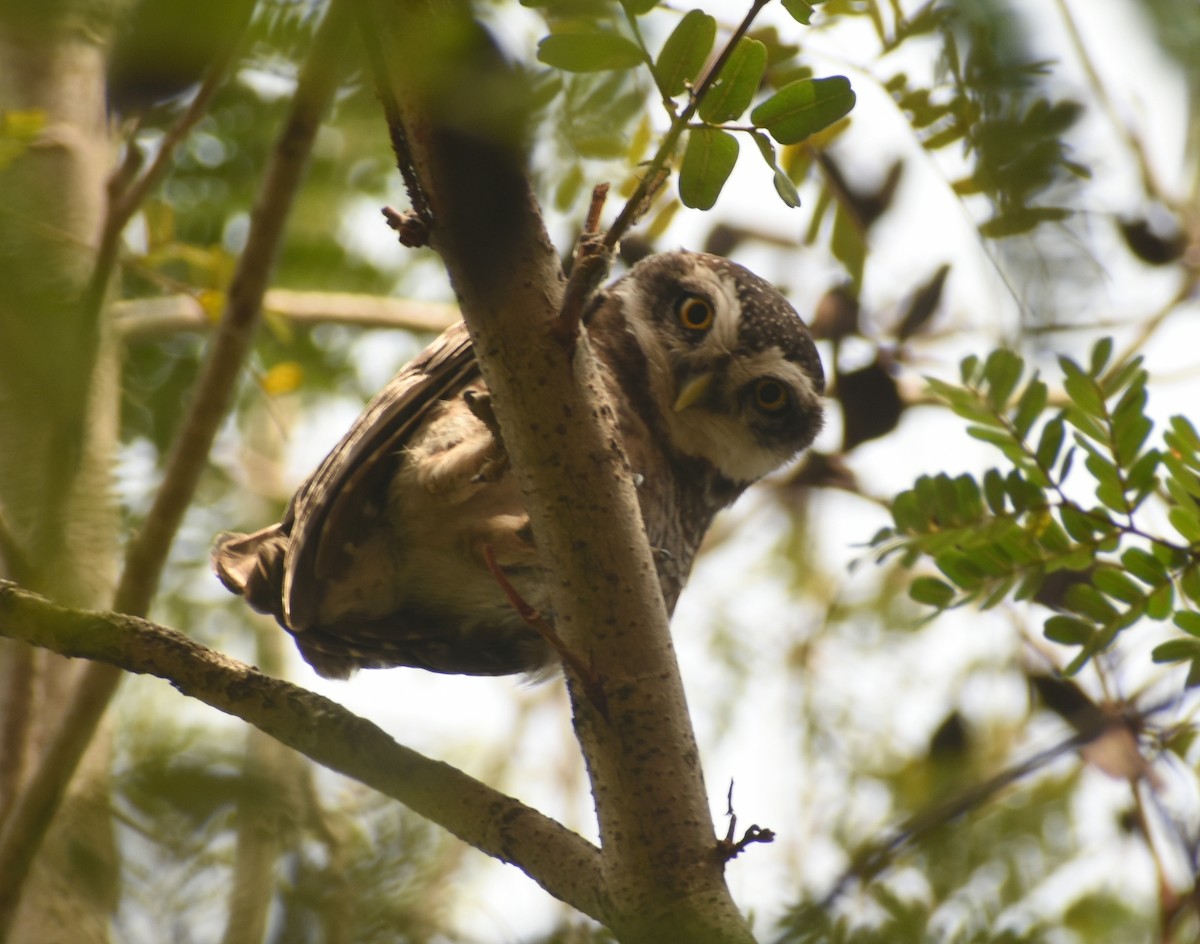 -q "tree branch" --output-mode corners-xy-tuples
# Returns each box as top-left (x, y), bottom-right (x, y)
(0, 581), (606, 922)
(360, 2), (755, 940)
(112, 290), (458, 341)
